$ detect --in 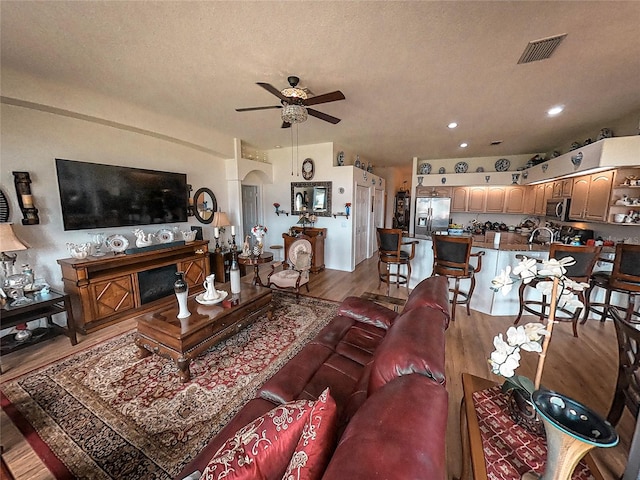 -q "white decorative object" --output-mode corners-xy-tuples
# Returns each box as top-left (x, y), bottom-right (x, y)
(133, 229), (155, 247)
(67, 242), (91, 259)
(156, 229), (175, 243)
(182, 230), (197, 242)
(105, 234), (129, 253)
(202, 274), (218, 301)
